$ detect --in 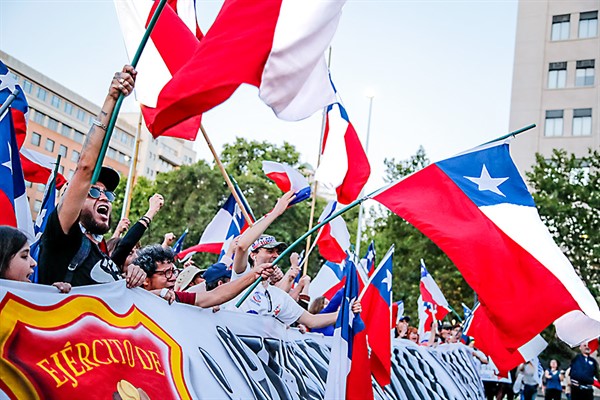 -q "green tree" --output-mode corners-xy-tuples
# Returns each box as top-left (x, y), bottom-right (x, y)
(526, 148), (600, 300)
(370, 146), (473, 321)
